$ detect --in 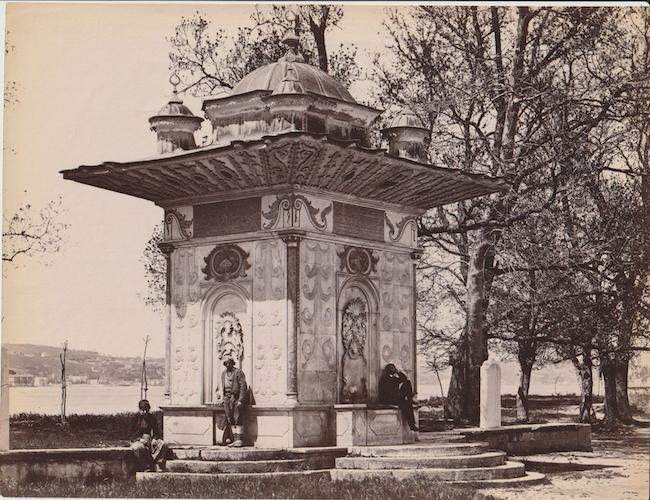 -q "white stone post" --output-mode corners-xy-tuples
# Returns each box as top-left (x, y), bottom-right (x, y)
(0, 347), (9, 449)
(480, 357), (501, 428)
